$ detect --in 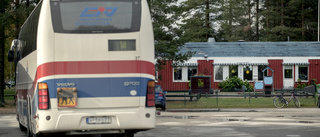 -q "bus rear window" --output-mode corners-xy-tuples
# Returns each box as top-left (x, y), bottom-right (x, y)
(50, 0), (141, 33)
